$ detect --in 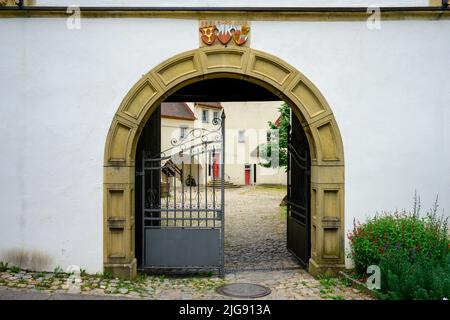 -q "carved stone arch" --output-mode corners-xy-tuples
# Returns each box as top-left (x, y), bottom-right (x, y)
(103, 47), (345, 278)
